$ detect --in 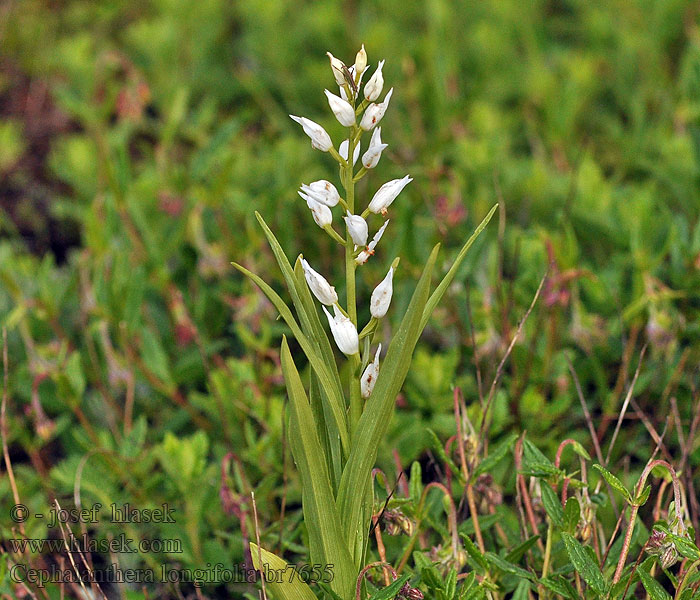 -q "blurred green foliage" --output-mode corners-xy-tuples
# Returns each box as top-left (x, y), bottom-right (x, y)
(2, 0), (700, 597)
